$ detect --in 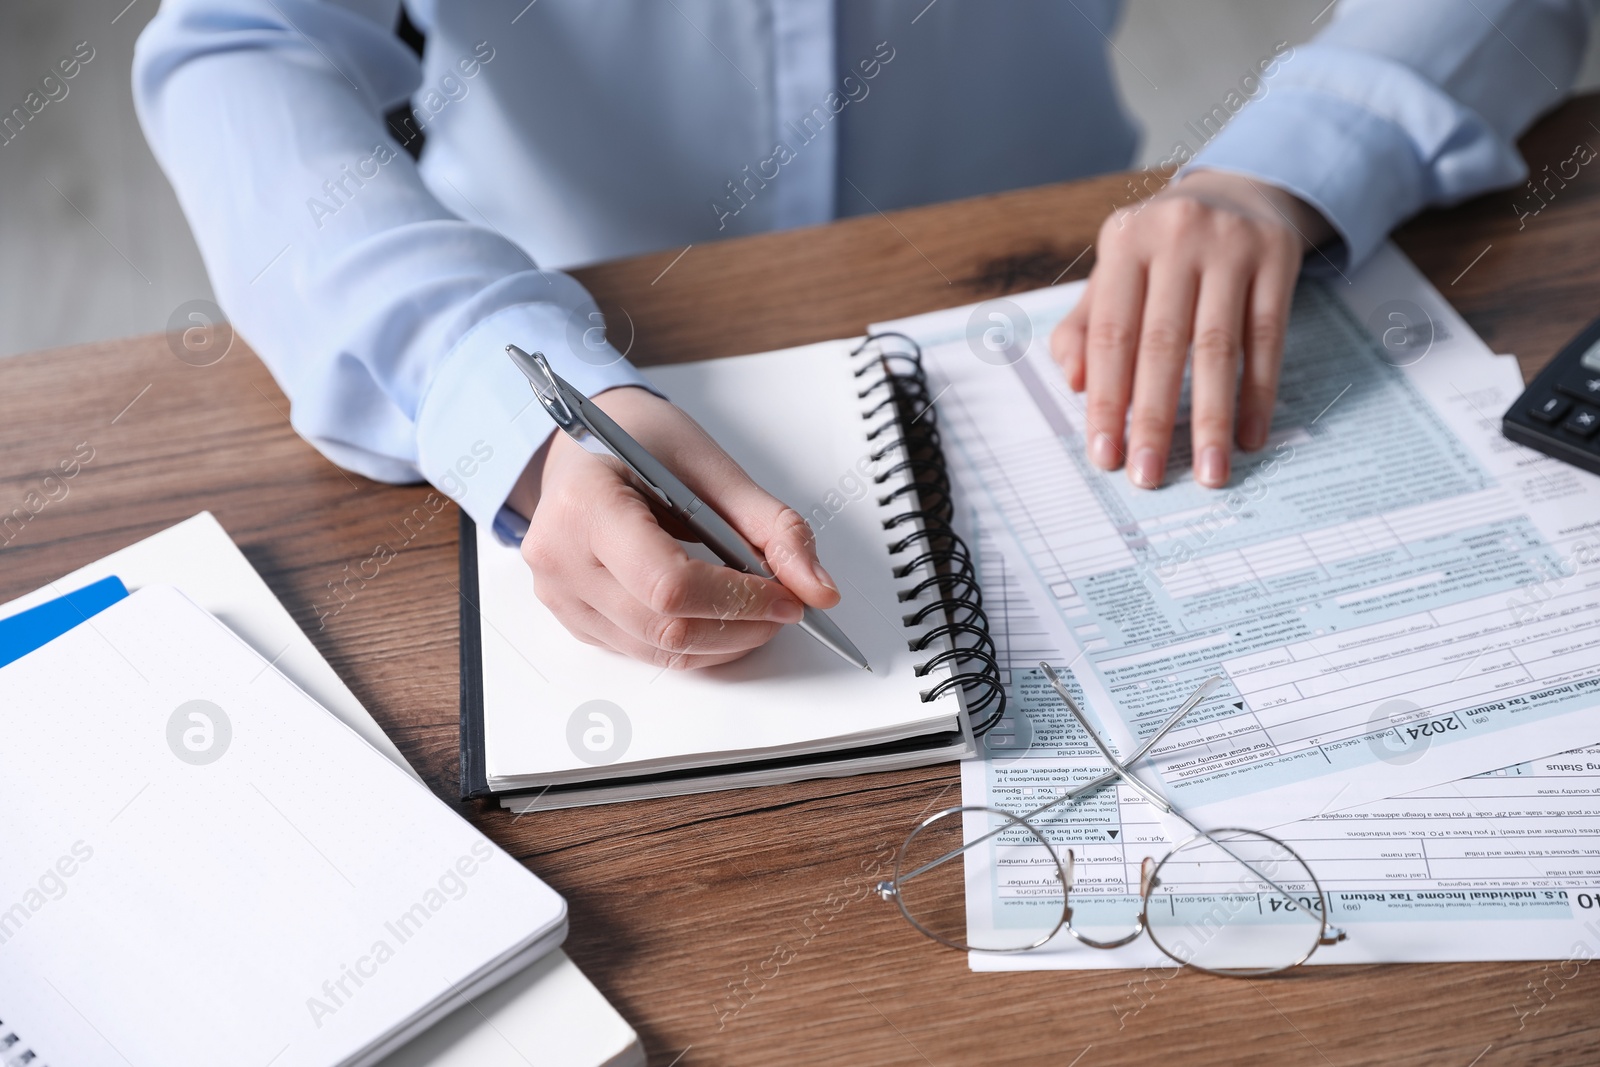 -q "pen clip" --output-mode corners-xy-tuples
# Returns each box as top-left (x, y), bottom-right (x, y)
(506, 344), (679, 511)
(517, 348), (579, 428)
